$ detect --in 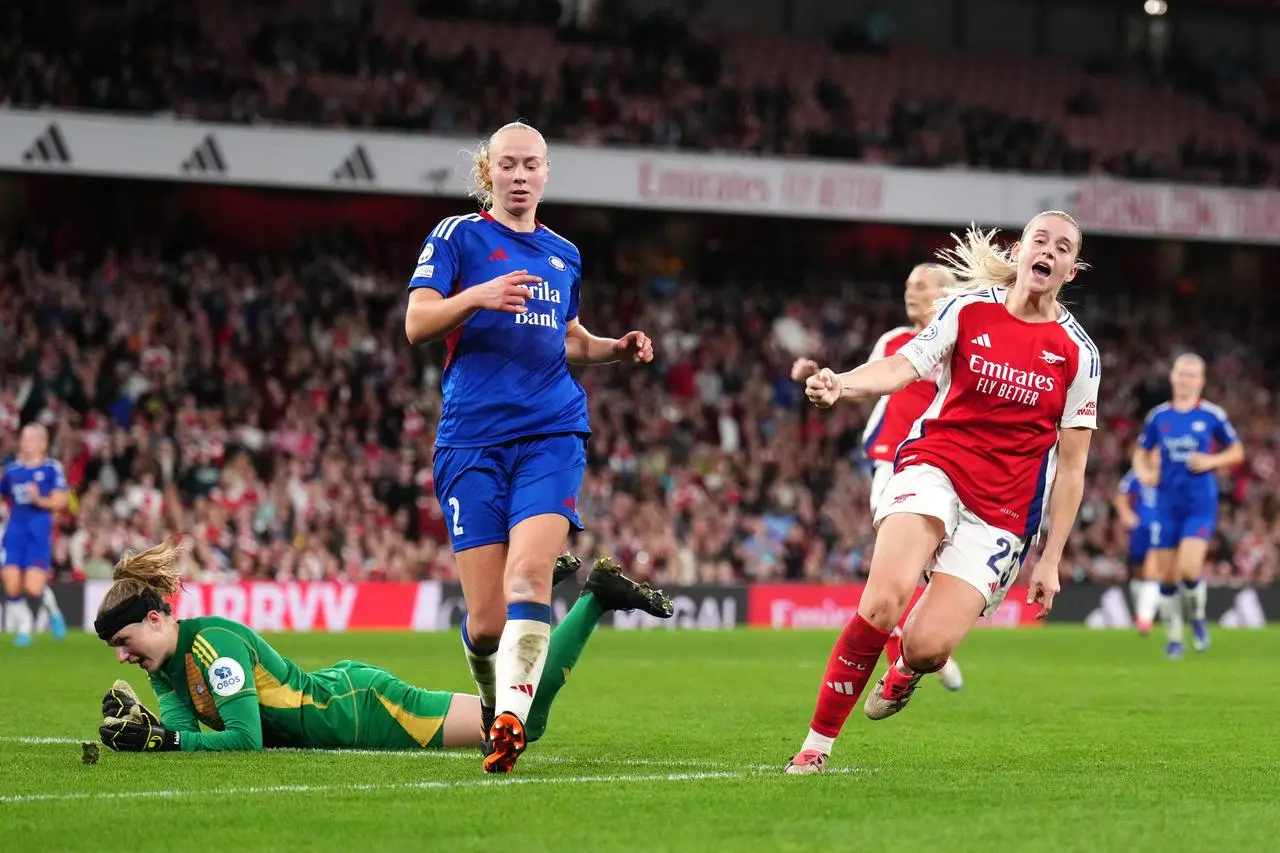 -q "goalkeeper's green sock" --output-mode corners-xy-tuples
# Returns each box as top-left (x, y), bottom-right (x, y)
(525, 592), (606, 743)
